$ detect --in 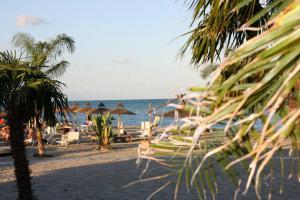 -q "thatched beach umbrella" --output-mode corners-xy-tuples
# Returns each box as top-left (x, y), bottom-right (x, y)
(160, 95), (188, 120)
(84, 102), (92, 107)
(72, 106), (94, 127)
(111, 102), (136, 116)
(111, 102), (136, 131)
(71, 102), (80, 107)
(74, 107), (93, 122)
(161, 109), (190, 119)
(73, 107), (93, 114)
(87, 102), (110, 115)
(55, 102), (80, 114)
(98, 102), (105, 107)
(69, 103), (80, 112)
(54, 103), (80, 128)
